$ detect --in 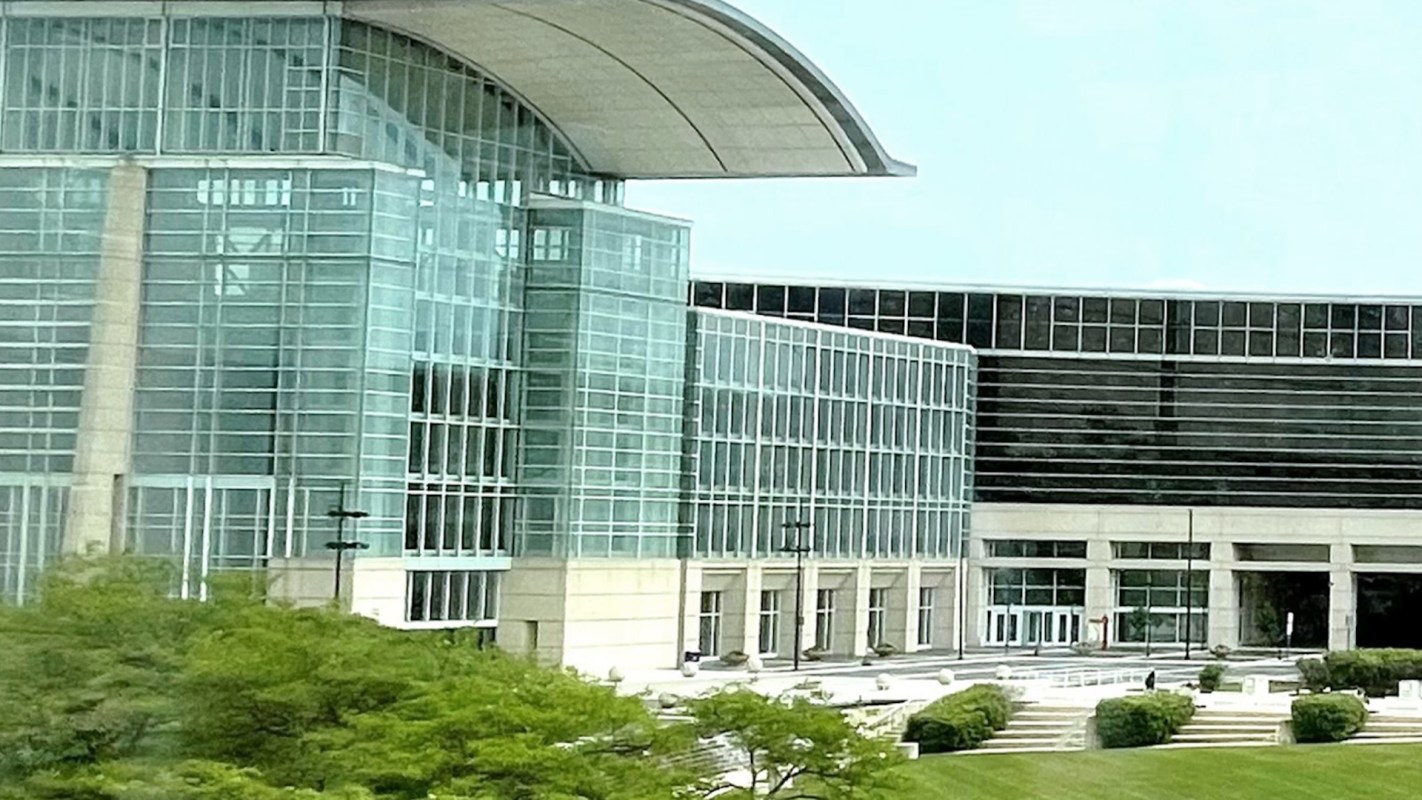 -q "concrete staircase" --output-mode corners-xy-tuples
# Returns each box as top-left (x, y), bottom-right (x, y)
(1163, 709), (1285, 749)
(1350, 715), (1422, 744)
(965, 704), (1090, 754)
